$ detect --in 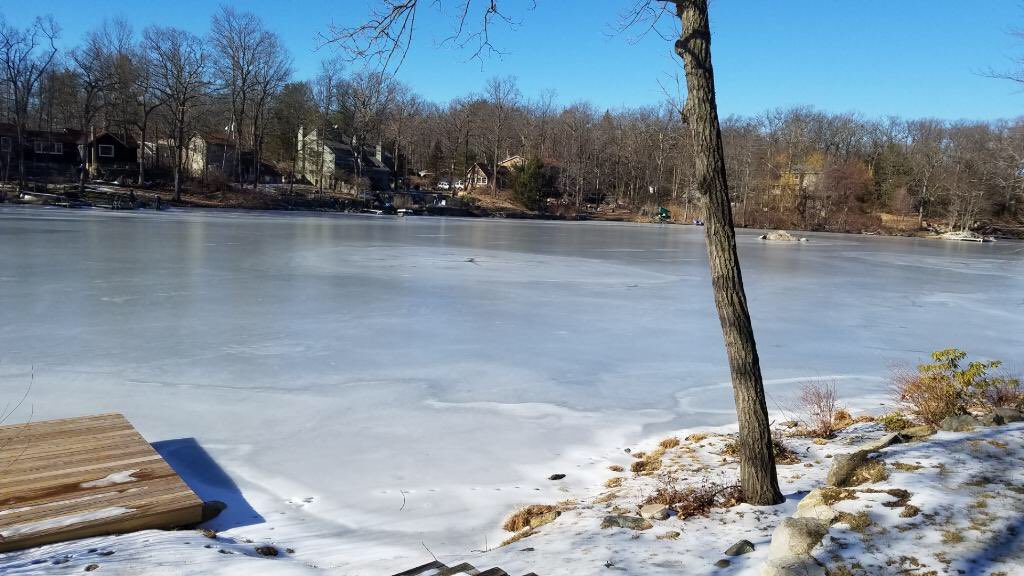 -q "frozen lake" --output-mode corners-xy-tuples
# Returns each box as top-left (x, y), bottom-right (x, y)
(1, 206), (1022, 573)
